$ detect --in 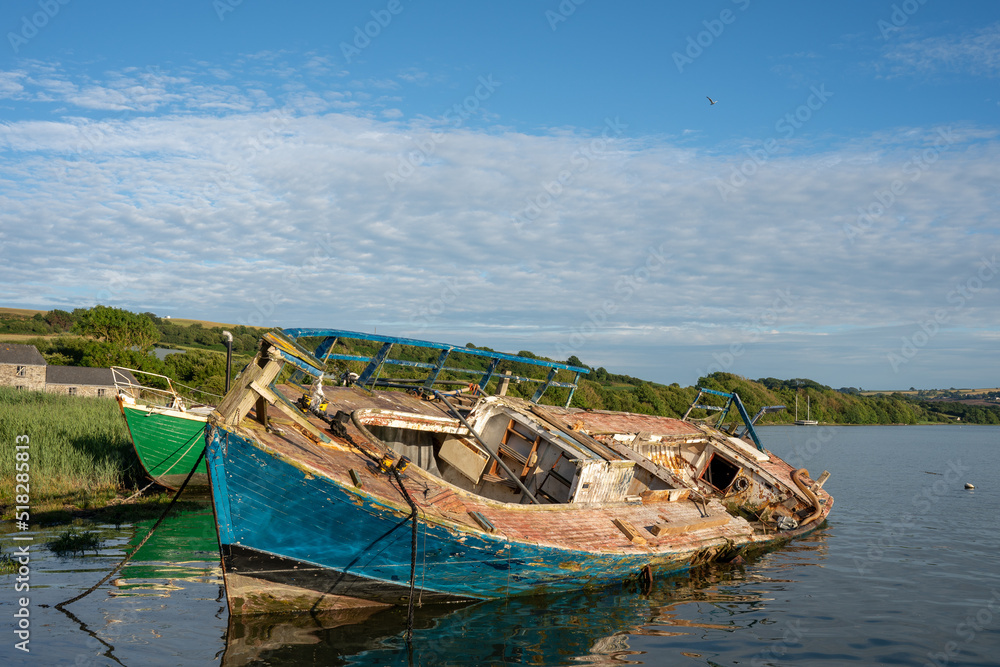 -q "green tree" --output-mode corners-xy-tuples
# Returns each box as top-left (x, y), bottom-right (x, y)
(73, 305), (160, 352)
(80, 340), (165, 372)
(44, 309), (75, 331)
